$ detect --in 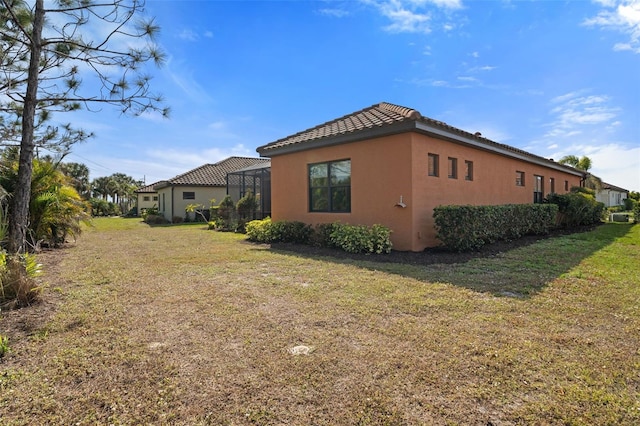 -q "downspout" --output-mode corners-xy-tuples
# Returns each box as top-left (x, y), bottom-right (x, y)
(171, 187), (175, 221)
